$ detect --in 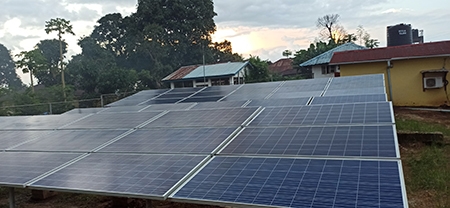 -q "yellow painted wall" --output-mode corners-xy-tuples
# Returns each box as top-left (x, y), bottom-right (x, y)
(340, 57), (450, 106)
